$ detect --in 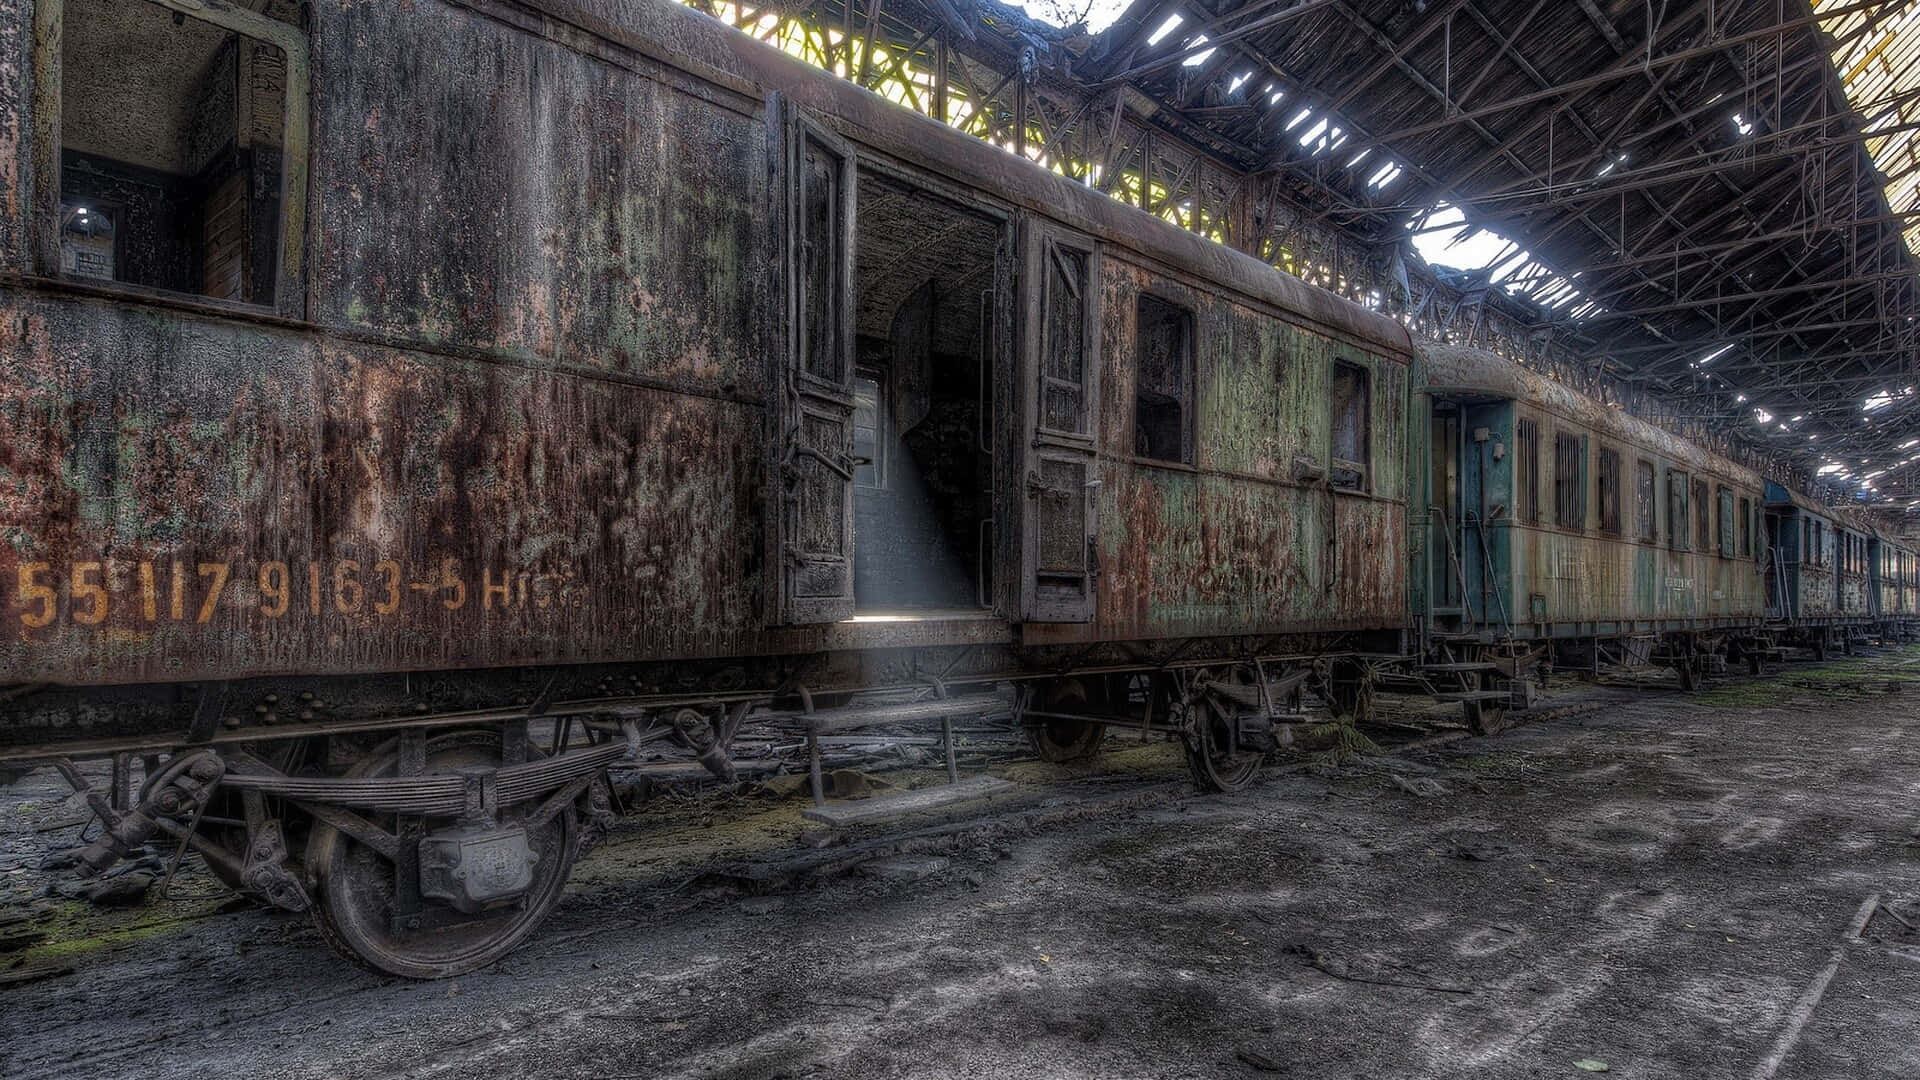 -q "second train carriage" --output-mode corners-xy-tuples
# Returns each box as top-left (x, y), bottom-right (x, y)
(1416, 344), (1771, 697)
